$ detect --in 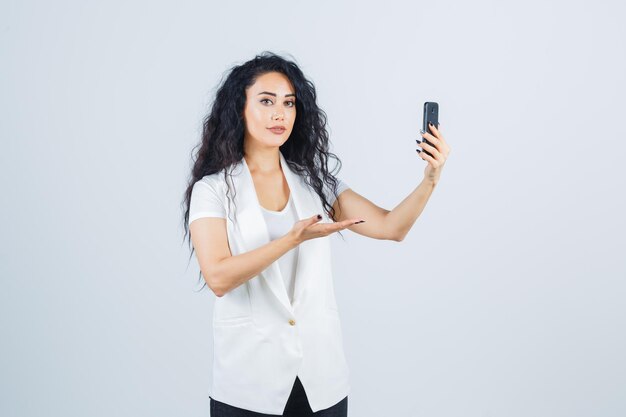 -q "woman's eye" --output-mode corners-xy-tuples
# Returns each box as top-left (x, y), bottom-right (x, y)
(260, 98), (295, 107)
